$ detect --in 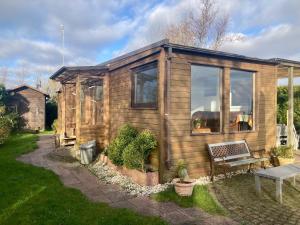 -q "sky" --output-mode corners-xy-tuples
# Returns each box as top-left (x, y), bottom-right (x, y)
(0, 0), (300, 88)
